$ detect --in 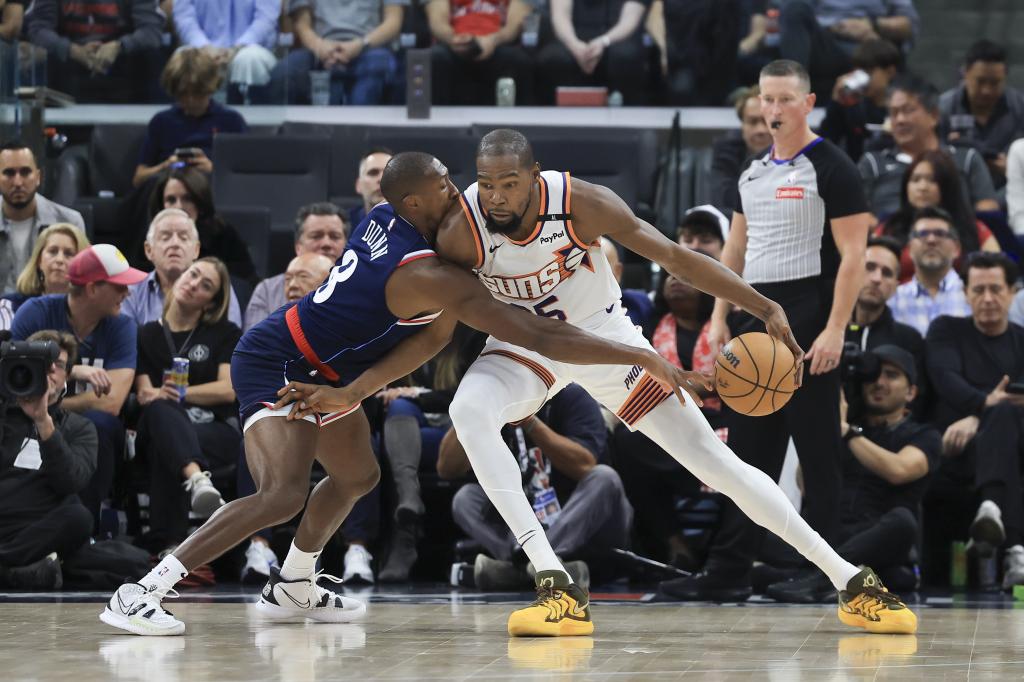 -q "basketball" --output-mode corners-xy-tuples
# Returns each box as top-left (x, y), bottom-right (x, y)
(714, 332), (798, 417)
